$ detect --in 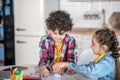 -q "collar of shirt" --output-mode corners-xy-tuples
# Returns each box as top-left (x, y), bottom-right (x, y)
(94, 51), (112, 63)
